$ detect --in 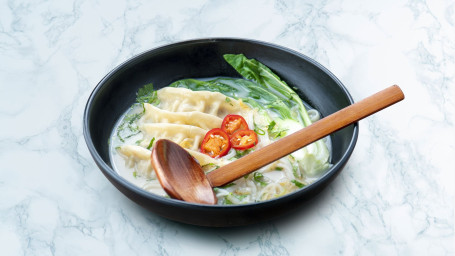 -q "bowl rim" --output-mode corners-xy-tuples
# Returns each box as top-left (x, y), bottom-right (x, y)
(83, 37), (359, 209)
